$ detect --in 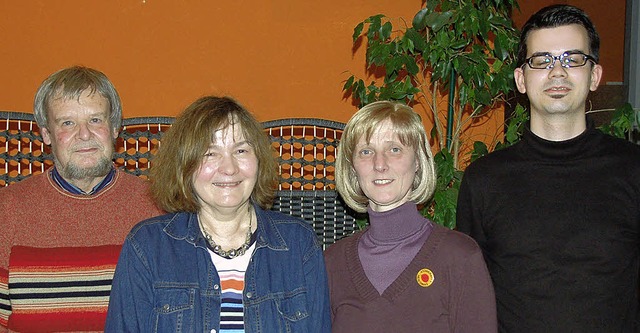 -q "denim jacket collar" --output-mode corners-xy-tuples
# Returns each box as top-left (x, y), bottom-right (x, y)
(162, 204), (289, 251)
